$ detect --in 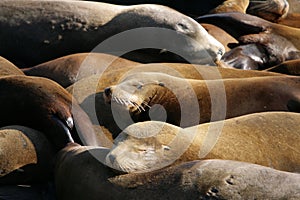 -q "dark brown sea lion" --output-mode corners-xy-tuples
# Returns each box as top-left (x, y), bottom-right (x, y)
(55, 143), (300, 200)
(23, 53), (139, 88)
(0, 126), (54, 184)
(265, 59), (300, 75)
(0, 56), (24, 77)
(196, 12), (300, 50)
(0, 75), (100, 150)
(106, 112), (300, 173)
(0, 0), (224, 67)
(68, 64), (282, 138)
(103, 72), (300, 127)
(247, 0), (289, 22)
(197, 12), (300, 69)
